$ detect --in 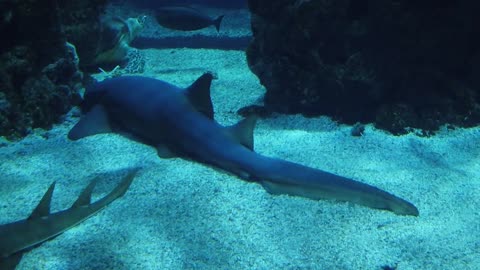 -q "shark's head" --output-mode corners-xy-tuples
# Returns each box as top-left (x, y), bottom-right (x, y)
(81, 80), (108, 113)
